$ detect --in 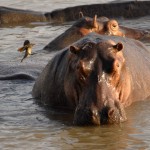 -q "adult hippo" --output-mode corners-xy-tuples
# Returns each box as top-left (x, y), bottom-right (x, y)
(32, 33), (150, 125)
(44, 15), (150, 51)
(1, 1), (150, 26)
(0, 6), (46, 26)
